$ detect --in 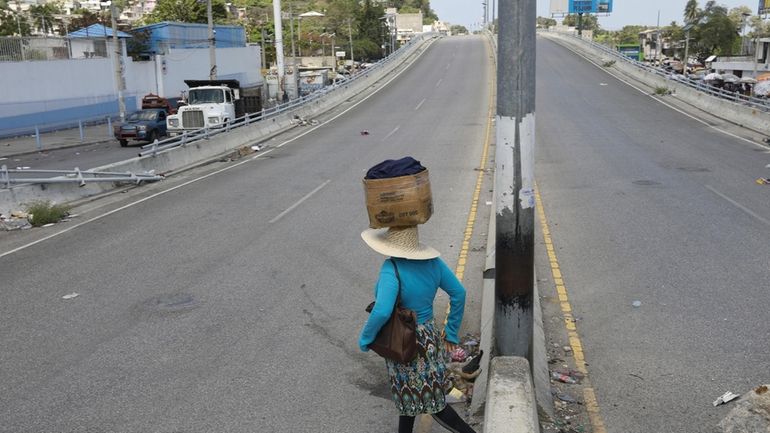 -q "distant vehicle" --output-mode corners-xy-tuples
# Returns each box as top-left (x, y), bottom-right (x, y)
(141, 93), (179, 115)
(166, 79), (262, 136)
(114, 109), (168, 147)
